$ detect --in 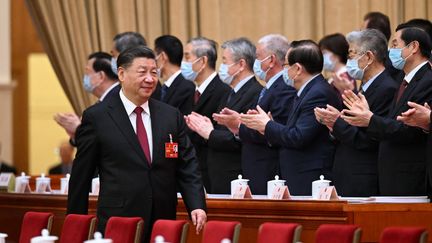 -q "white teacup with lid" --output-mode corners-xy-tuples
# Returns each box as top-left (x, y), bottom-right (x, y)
(267, 175), (286, 198)
(36, 173), (51, 193)
(30, 229), (58, 243)
(60, 173), (70, 194)
(312, 175), (331, 199)
(84, 232), (112, 243)
(0, 233), (8, 243)
(230, 174), (249, 197)
(15, 172), (31, 193)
